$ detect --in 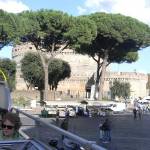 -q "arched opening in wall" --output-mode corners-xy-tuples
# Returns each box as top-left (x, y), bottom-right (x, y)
(85, 74), (95, 99)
